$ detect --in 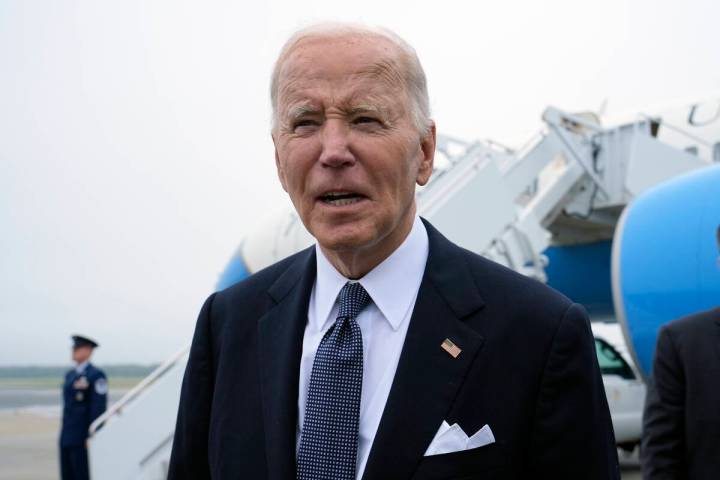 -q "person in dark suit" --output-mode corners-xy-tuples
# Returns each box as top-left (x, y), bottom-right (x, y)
(641, 226), (720, 480)
(168, 23), (618, 479)
(60, 335), (108, 480)
(641, 307), (720, 479)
